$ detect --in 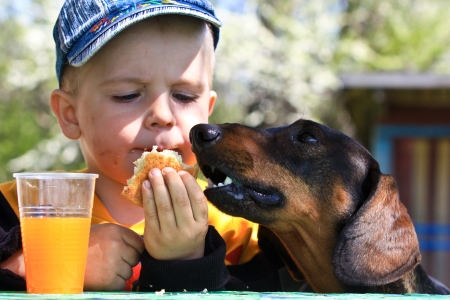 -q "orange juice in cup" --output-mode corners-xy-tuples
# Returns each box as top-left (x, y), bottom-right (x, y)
(14, 173), (98, 294)
(20, 217), (91, 293)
